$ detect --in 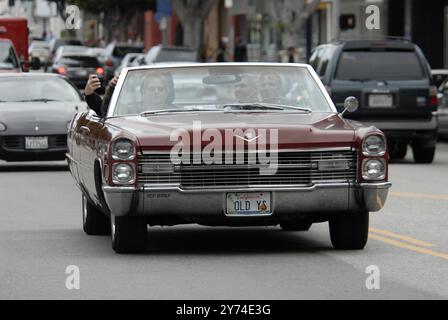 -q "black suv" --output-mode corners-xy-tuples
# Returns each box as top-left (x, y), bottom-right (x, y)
(310, 39), (438, 163)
